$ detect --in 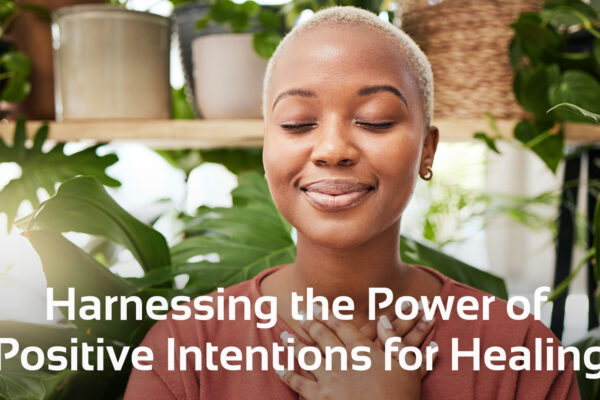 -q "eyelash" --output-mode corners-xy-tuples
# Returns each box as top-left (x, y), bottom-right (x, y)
(279, 121), (396, 133)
